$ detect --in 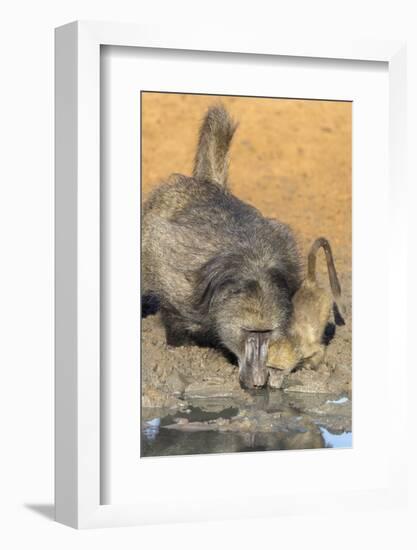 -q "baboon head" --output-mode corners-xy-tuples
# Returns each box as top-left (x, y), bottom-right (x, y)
(267, 336), (302, 373)
(194, 254), (295, 388)
(266, 237), (345, 377)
